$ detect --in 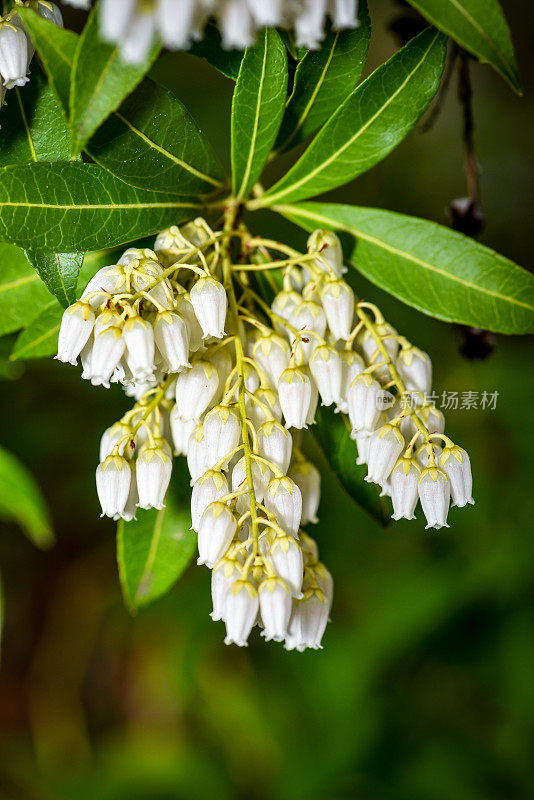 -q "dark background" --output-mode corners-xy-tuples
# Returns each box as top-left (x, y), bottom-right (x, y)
(1, 2), (533, 798)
